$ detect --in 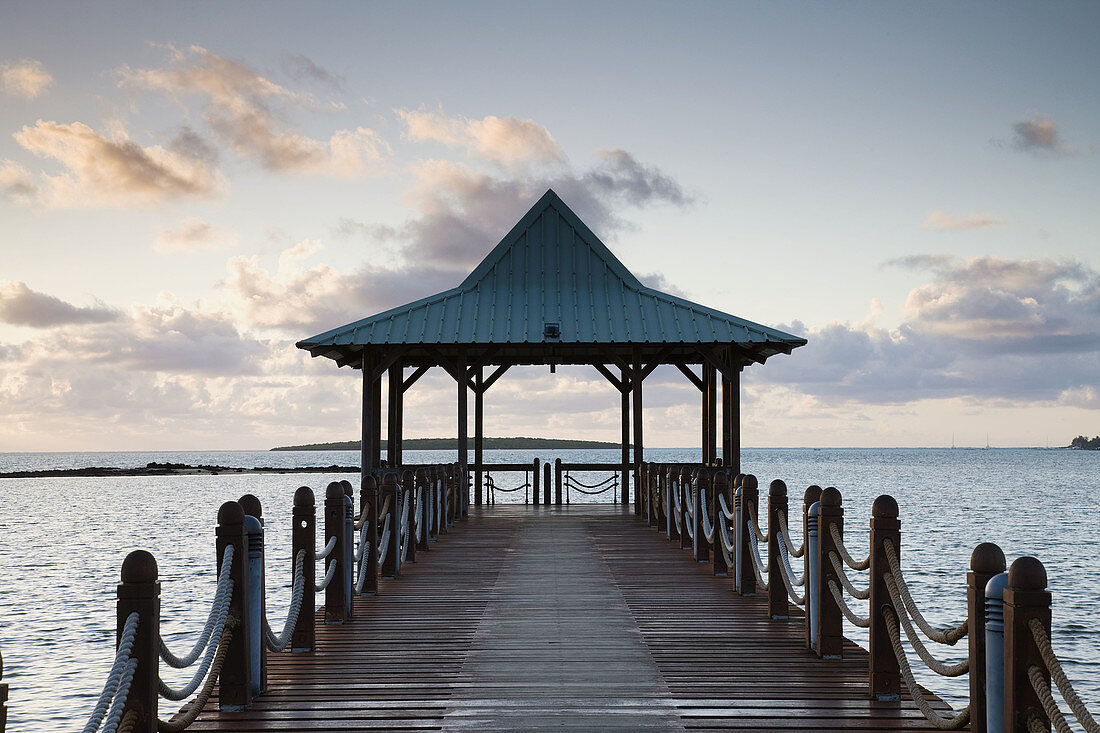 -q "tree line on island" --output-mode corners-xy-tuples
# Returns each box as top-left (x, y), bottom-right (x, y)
(1069, 435), (1100, 450)
(271, 437), (624, 451)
